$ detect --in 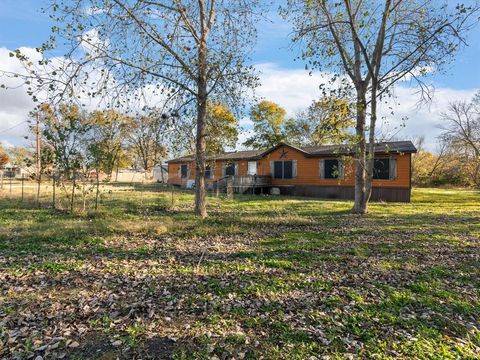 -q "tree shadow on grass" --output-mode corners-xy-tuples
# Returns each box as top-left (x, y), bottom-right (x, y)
(1, 196), (479, 358)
